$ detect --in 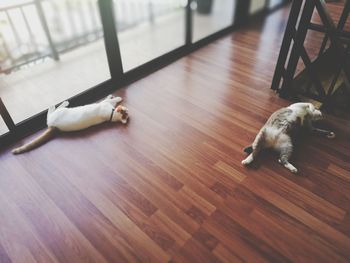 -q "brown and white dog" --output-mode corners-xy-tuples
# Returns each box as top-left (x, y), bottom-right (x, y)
(242, 103), (335, 174)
